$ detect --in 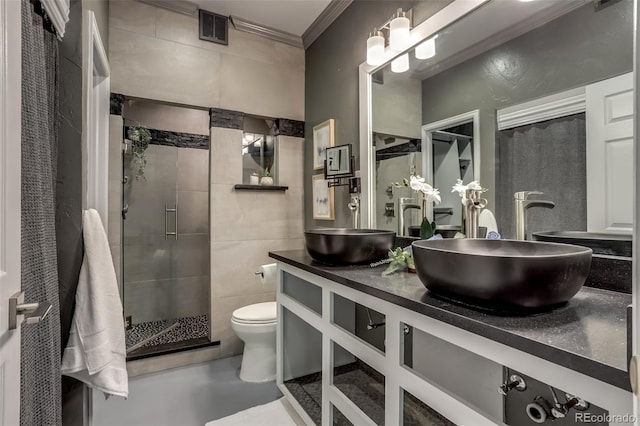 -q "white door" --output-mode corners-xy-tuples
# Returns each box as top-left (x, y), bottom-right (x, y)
(586, 72), (634, 233)
(0, 0), (23, 424)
